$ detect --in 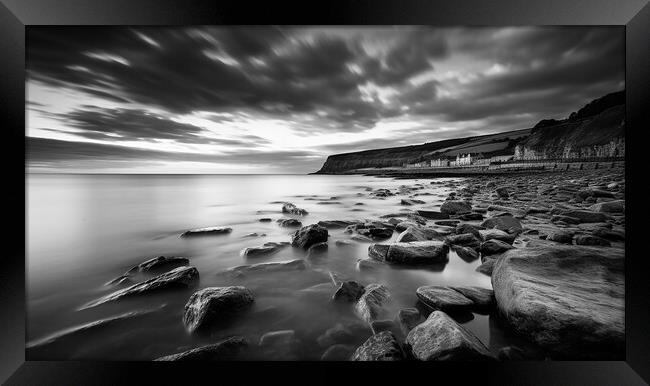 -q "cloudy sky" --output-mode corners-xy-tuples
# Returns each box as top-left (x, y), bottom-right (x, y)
(26, 26), (624, 174)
